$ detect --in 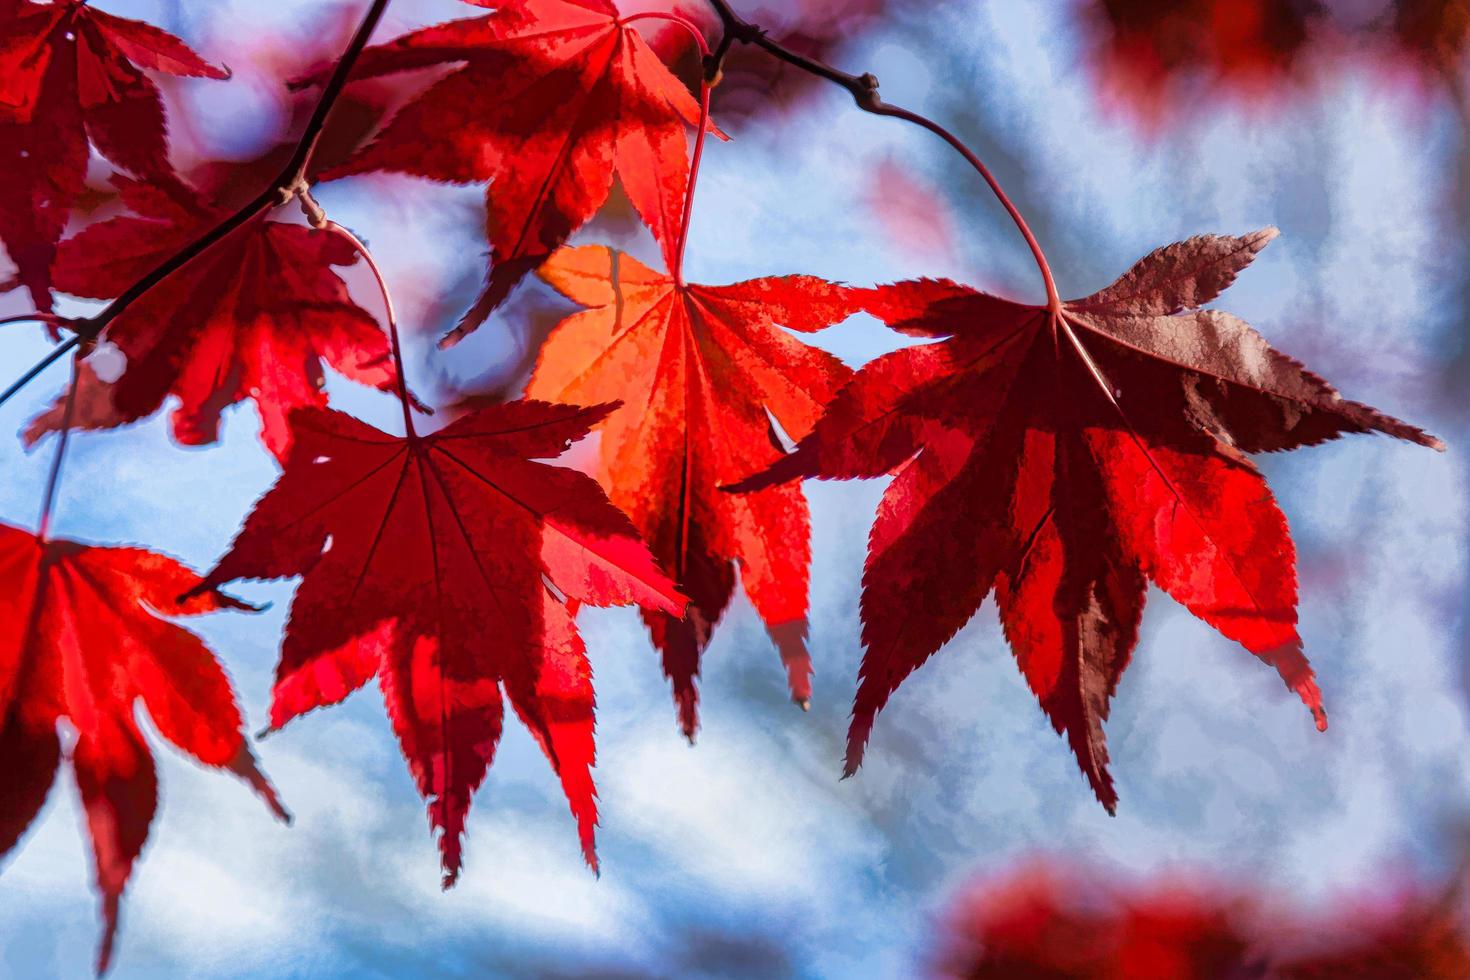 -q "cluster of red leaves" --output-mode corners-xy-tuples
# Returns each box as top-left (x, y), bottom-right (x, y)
(1085, 0), (1470, 121)
(0, 526), (286, 974)
(934, 861), (1470, 979)
(0, 0), (1449, 973)
(0, 0), (700, 962)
